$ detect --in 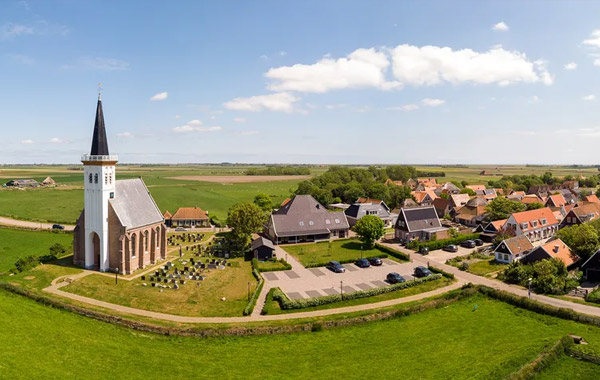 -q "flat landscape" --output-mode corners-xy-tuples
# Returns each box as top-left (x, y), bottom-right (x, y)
(0, 228), (72, 274)
(170, 175), (312, 183)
